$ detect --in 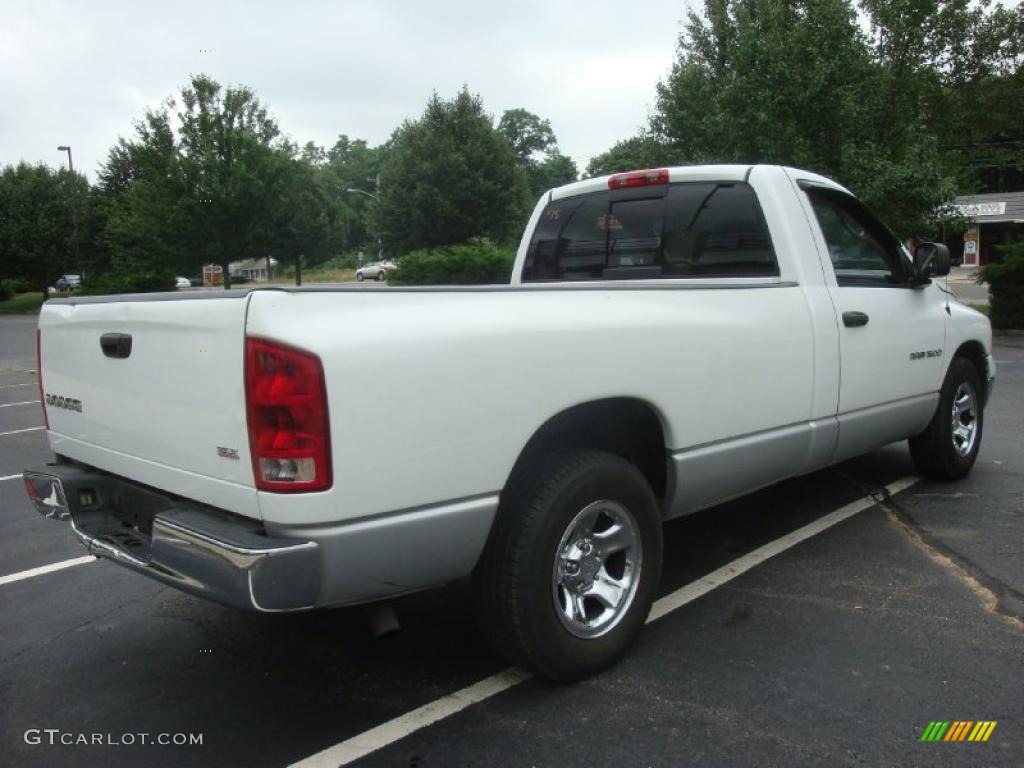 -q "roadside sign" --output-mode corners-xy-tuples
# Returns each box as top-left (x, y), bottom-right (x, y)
(202, 264), (223, 287)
